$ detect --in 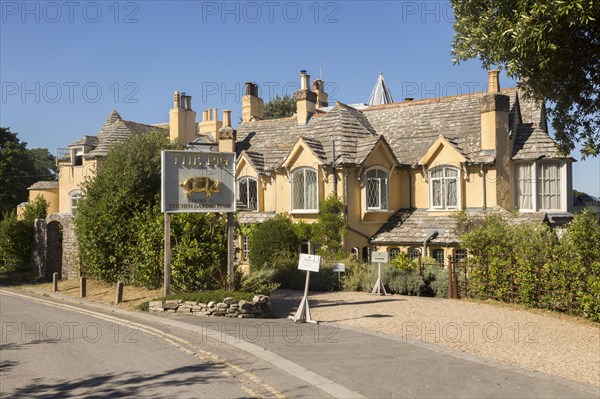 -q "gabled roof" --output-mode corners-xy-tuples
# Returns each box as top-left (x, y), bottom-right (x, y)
(368, 73), (394, 106)
(236, 87), (562, 173)
(69, 110), (170, 159)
